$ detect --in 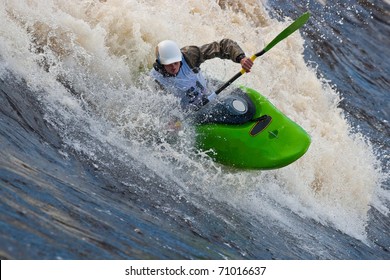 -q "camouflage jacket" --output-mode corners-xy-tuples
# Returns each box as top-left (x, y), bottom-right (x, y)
(181, 38), (246, 71)
(150, 39), (246, 109)
(153, 38), (245, 75)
